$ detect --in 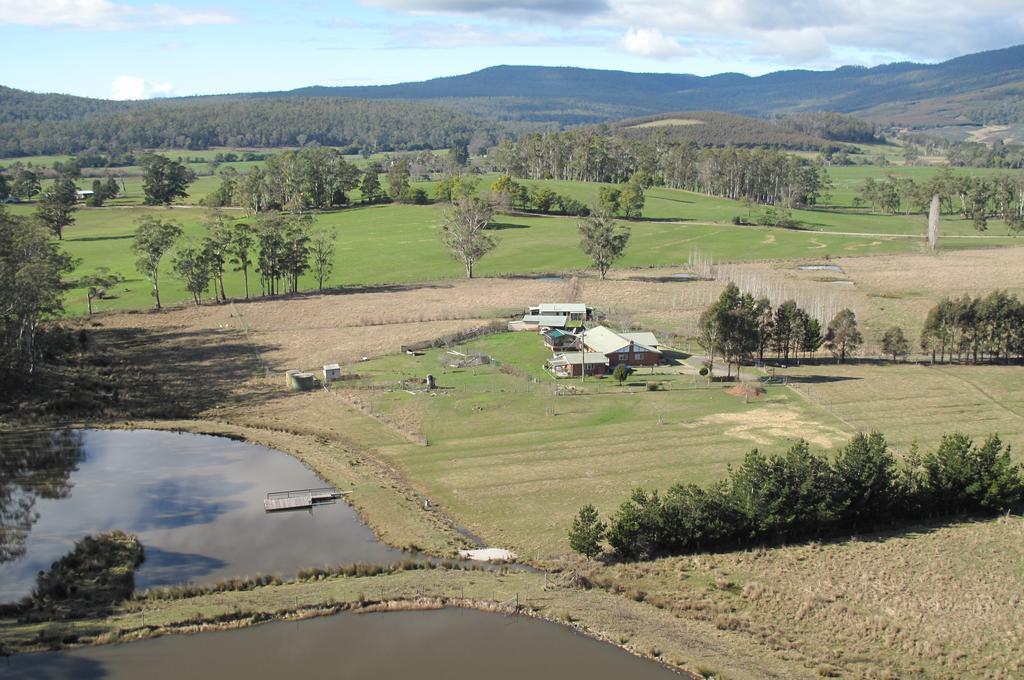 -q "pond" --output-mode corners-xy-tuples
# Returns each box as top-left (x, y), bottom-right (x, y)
(0, 429), (405, 601)
(798, 264), (845, 273)
(4, 609), (683, 679)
